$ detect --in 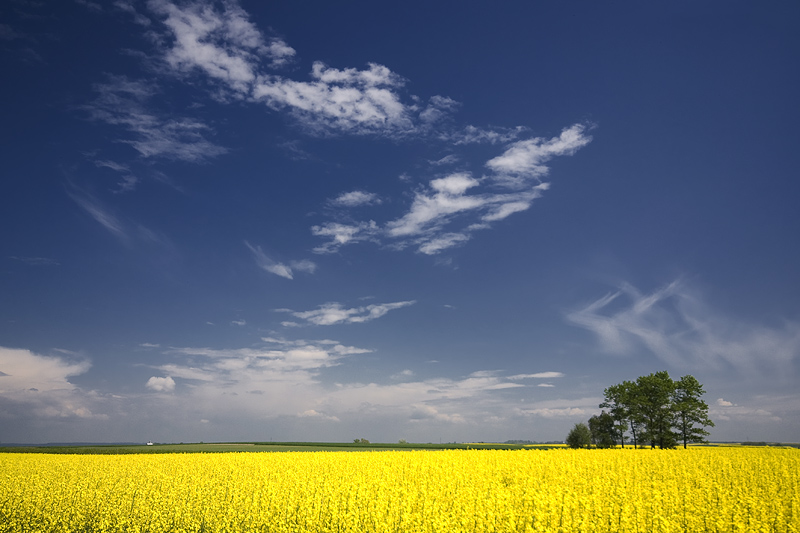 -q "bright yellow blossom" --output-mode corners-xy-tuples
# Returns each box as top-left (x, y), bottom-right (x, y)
(0, 447), (797, 532)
